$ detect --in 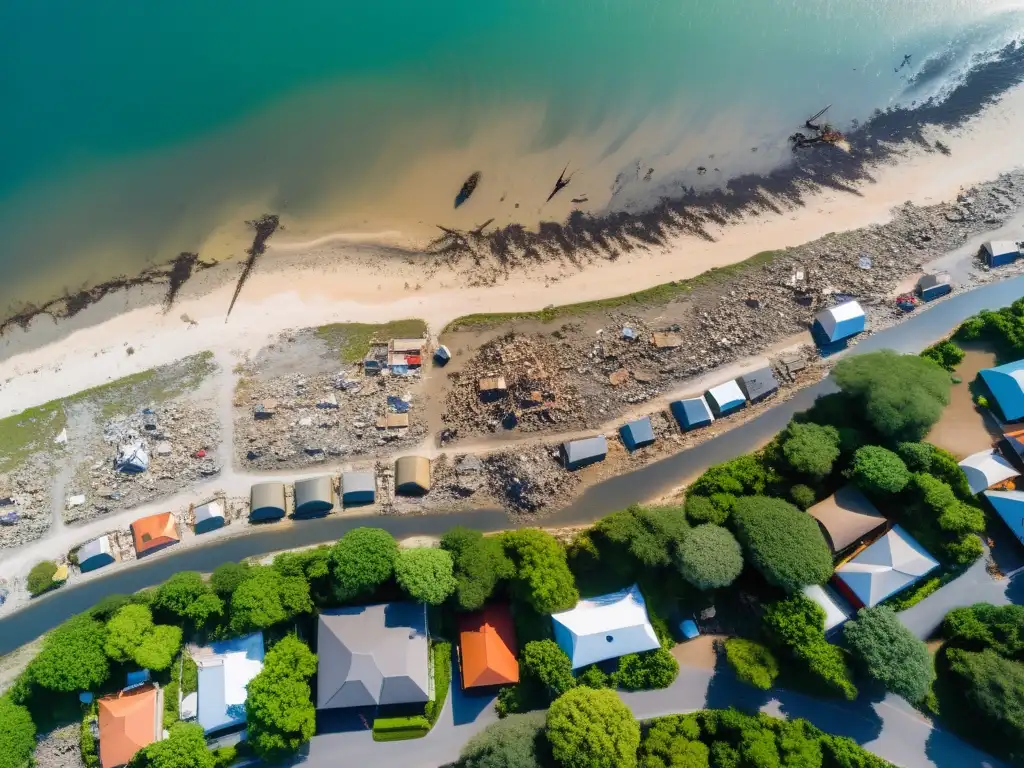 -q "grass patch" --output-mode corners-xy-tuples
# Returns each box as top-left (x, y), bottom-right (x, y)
(371, 714), (431, 742)
(316, 319), (428, 364)
(425, 640), (452, 726)
(443, 250), (779, 333)
(0, 401), (64, 473)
